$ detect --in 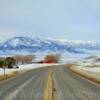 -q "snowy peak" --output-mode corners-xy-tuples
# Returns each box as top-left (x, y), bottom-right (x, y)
(1, 37), (34, 48)
(0, 36), (100, 55)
